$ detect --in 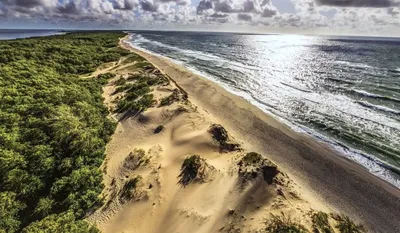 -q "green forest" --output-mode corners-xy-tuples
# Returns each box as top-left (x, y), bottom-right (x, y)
(0, 32), (128, 232)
